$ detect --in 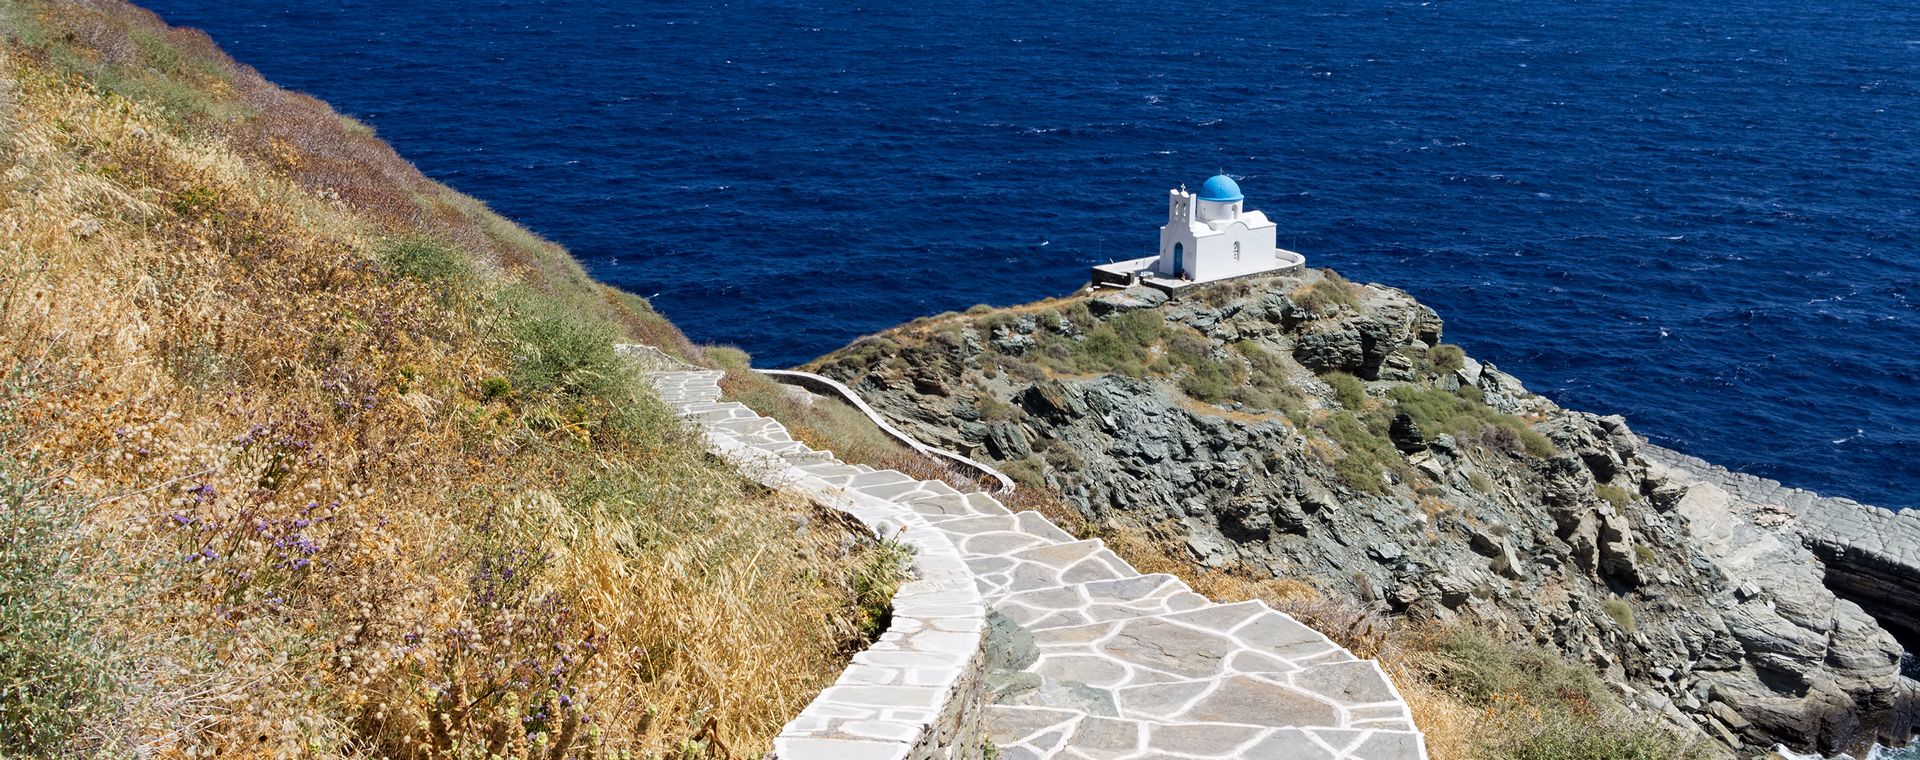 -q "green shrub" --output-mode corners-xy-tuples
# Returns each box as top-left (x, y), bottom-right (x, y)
(378, 235), (467, 283)
(704, 345), (752, 371)
(1603, 597), (1636, 631)
(1293, 270), (1364, 314)
(1425, 627), (1608, 708)
(1226, 342), (1302, 411)
(1387, 386), (1556, 458)
(501, 289), (622, 400)
(1595, 483), (1633, 508)
(1322, 372), (1368, 410)
(851, 541), (913, 641)
(1070, 311), (1165, 376)
(1492, 713), (1687, 760)
(479, 376), (513, 401)
(1002, 457), (1048, 489)
(966, 303), (994, 315)
(1418, 627), (1695, 760)
(1109, 310), (1167, 345)
(1320, 411), (1400, 495)
(1161, 330), (1238, 403)
(1429, 343), (1467, 373)
(0, 455), (112, 756)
